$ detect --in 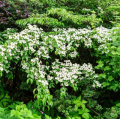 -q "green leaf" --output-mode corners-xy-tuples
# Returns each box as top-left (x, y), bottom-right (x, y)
(30, 79), (33, 84)
(104, 66), (111, 71)
(33, 88), (37, 95)
(112, 36), (119, 41)
(2, 102), (7, 107)
(0, 72), (2, 77)
(102, 82), (110, 87)
(116, 103), (120, 107)
(82, 112), (89, 119)
(76, 96), (81, 101)
(55, 51), (59, 55)
(27, 79), (30, 84)
(81, 104), (85, 109)
(95, 60), (104, 69)
(108, 76), (114, 81)
(42, 97), (47, 106)
(99, 73), (106, 79)
(10, 110), (16, 117)
(46, 38), (49, 44)
(73, 96), (81, 104)
(111, 51), (118, 55)
(82, 100), (87, 104)
(79, 109), (84, 114)
(84, 108), (90, 113)
(45, 114), (52, 119)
